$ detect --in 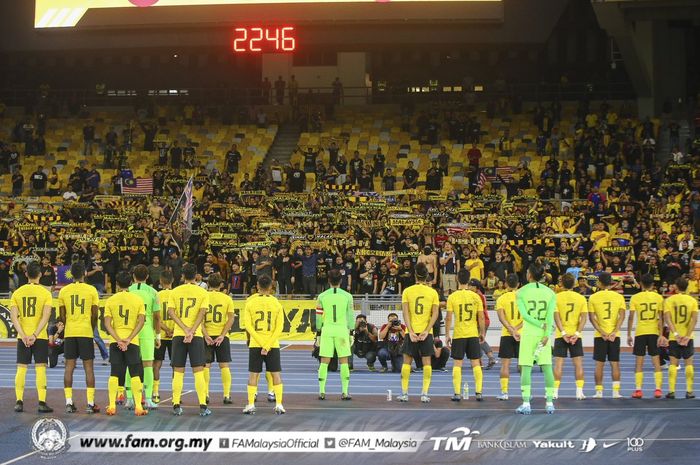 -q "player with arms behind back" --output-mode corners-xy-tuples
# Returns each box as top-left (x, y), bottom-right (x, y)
(628, 273), (666, 399)
(397, 263), (440, 403)
(663, 277), (698, 399)
(553, 273), (588, 400)
(153, 270), (174, 404)
(202, 273), (236, 404)
(445, 269), (485, 401)
(167, 263), (211, 416)
(588, 272), (626, 398)
(58, 262), (100, 414)
(242, 275), (285, 414)
(515, 263), (557, 415)
(316, 269), (355, 400)
(495, 273), (522, 401)
(104, 272), (147, 416)
(10, 261), (53, 413)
